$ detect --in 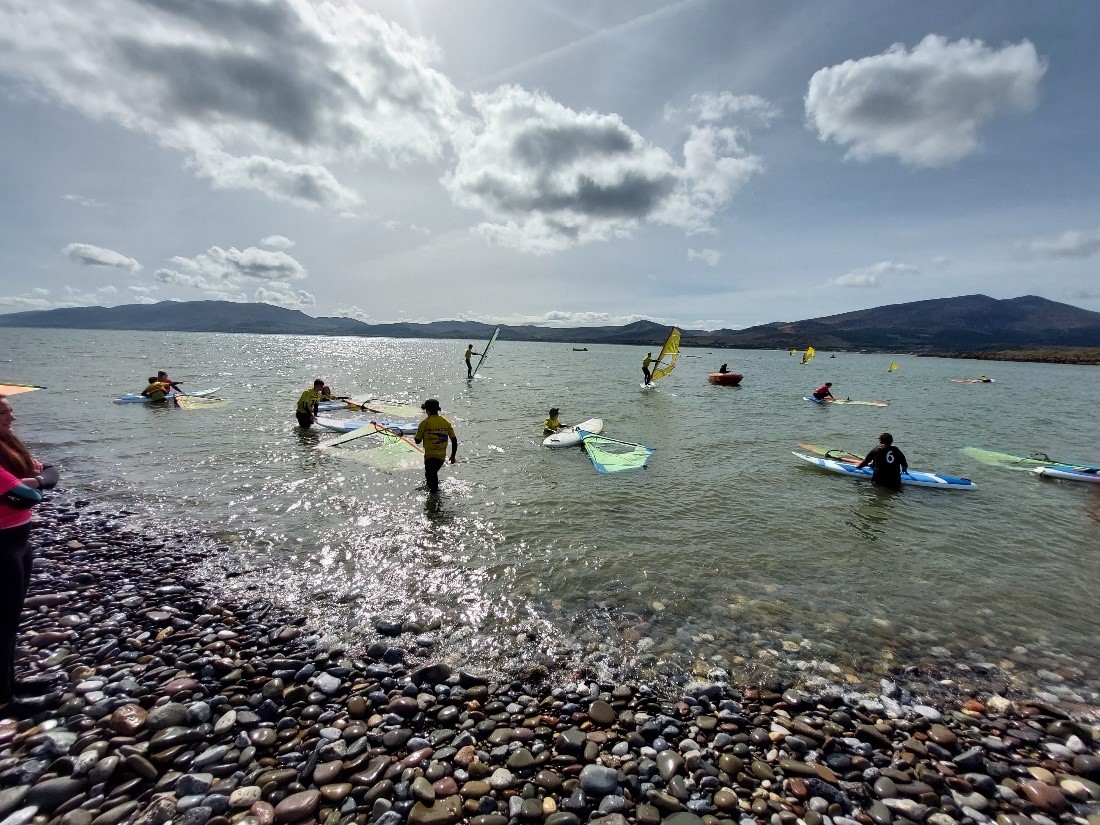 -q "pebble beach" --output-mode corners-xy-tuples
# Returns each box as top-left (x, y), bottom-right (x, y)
(2, 494), (1099, 825)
